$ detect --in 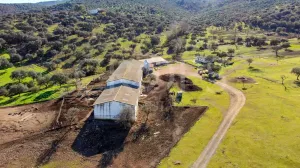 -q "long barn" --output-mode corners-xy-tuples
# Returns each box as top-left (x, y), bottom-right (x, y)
(93, 60), (143, 120)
